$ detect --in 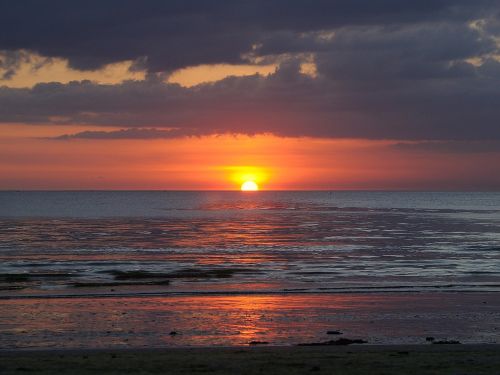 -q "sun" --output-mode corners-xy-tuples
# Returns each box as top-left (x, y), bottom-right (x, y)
(241, 180), (259, 191)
